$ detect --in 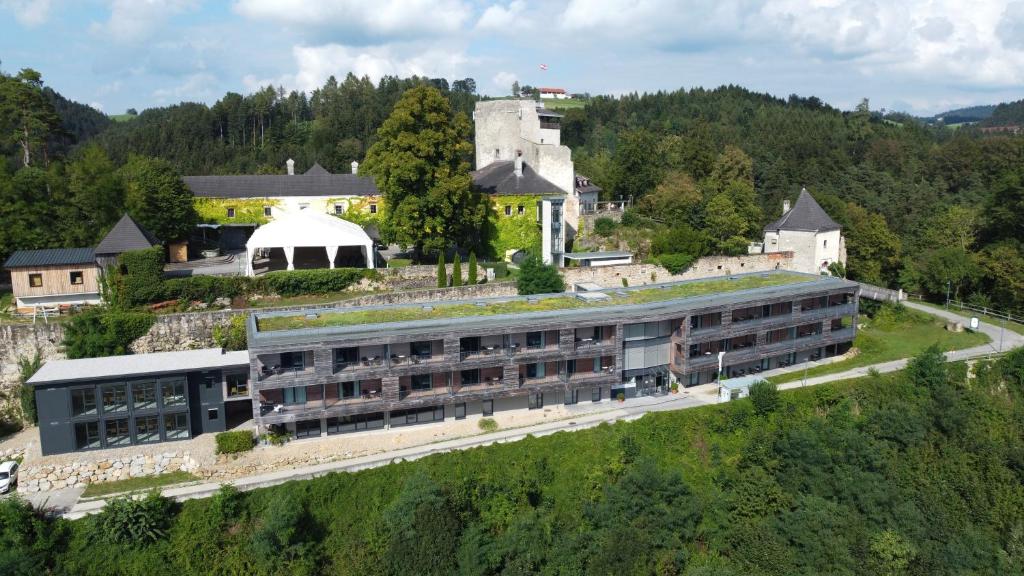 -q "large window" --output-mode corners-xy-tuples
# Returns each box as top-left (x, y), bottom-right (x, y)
(104, 418), (130, 447)
(482, 400), (493, 416)
(135, 416), (159, 443)
(101, 384), (128, 413)
(529, 393), (543, 410)
(410, 341), (432, 359)
(295, 419), (321, 439)
(526, 331), (543, 349)
(283, 386), (307, 405)
(161, 380), (186, 407)
(71, 388), (97, 417)
(164, 413), (189, 440)
(340, 381), (356, 399)
(460, 369), (480, 385)
(74, 421), (100, 450)
(592, 387), (602, 402)
(411, 373), (432, 391)
(132, 381), (157, 411)
(226, 372), (249, 398)
(326, 413), (385, 434)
